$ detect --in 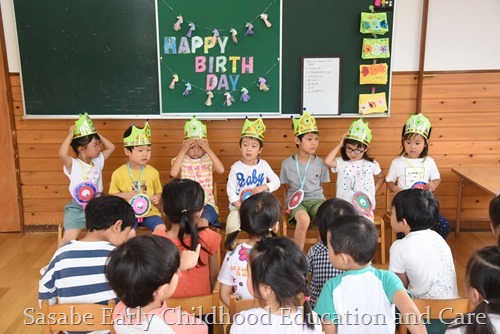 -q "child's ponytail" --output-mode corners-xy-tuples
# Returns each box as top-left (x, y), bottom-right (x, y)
(302, 283), (315, 330)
